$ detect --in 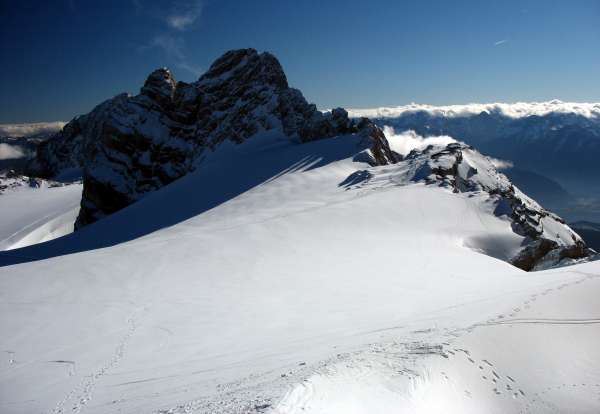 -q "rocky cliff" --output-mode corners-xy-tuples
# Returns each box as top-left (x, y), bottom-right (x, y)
(31, 49), (397, 228)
